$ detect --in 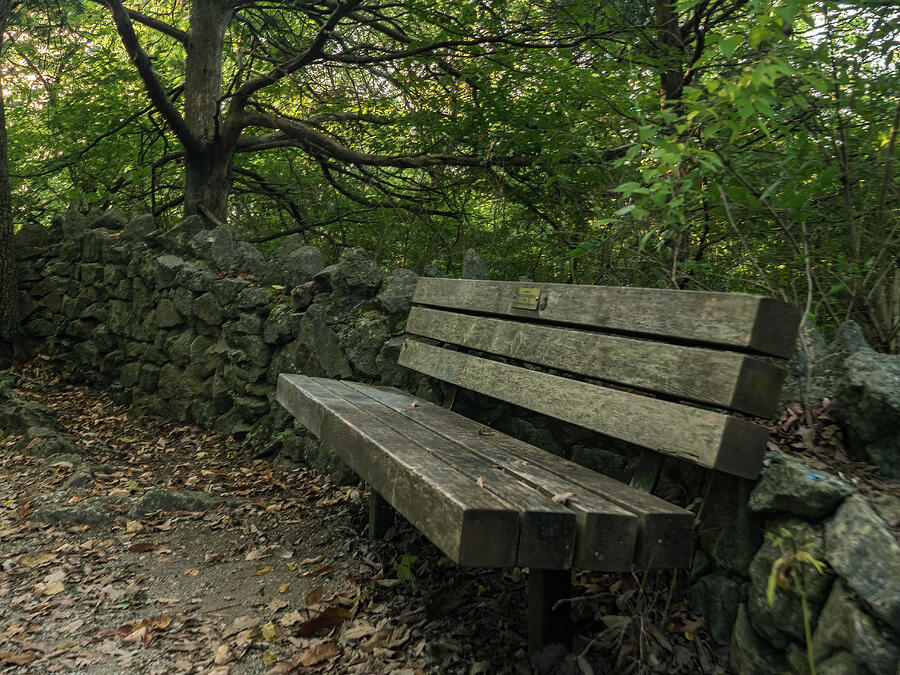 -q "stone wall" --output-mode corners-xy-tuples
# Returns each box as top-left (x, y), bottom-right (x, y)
(12, 210), (900, 674)
(14, 209), (420, 481)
